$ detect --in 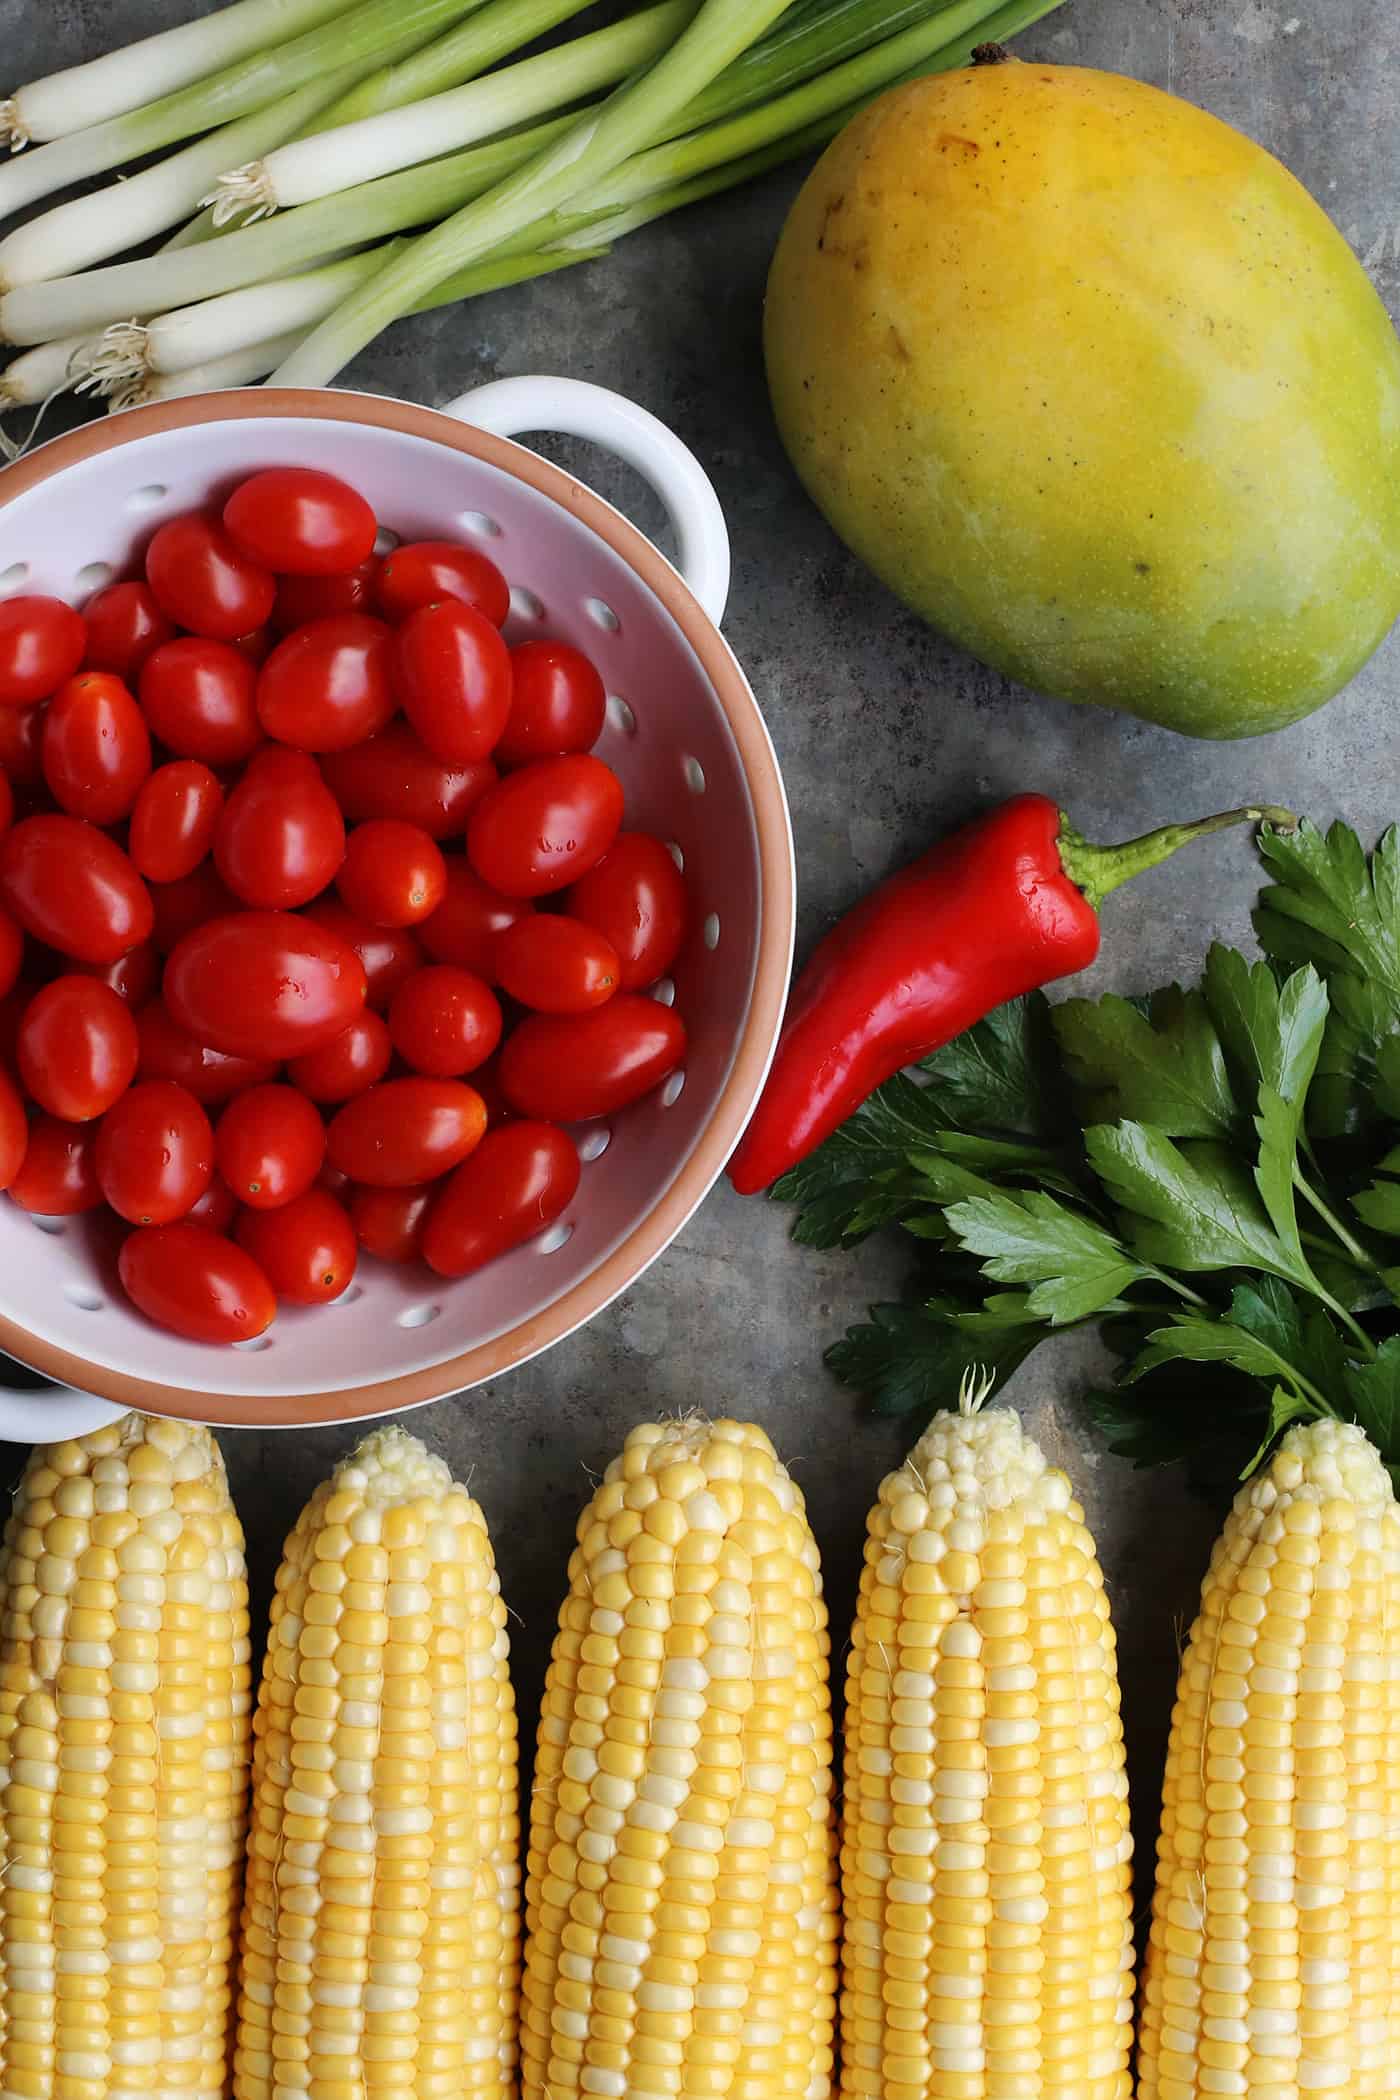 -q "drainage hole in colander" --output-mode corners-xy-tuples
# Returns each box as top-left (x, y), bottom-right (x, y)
(666, 841), (684, 871)
(536, 1221), (574, 1253)
(233, 1334), (273, 1351)
(510, 586), (544, 622)
(0, 562), (29, 593)
(63, 1283), (103, 1312)
(651, 977), (676, 1008)
(373, 526), (400, 556)
(30, 1215), (65, 1236)
(127, 484), (168, 512)
(461, 510), (502, 539)
(702, 912), (720, 951)
(330, 1283), (363, 1307)
(661, 1071), (686, 1108)
(74, 562), (115, 594)
(577, 1126), (611, 1162)
(606, 694), (636, 736)
(682, 756), (706, 795)
(397, 1301), (441, 1328)
(584, 596), (620, 633)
